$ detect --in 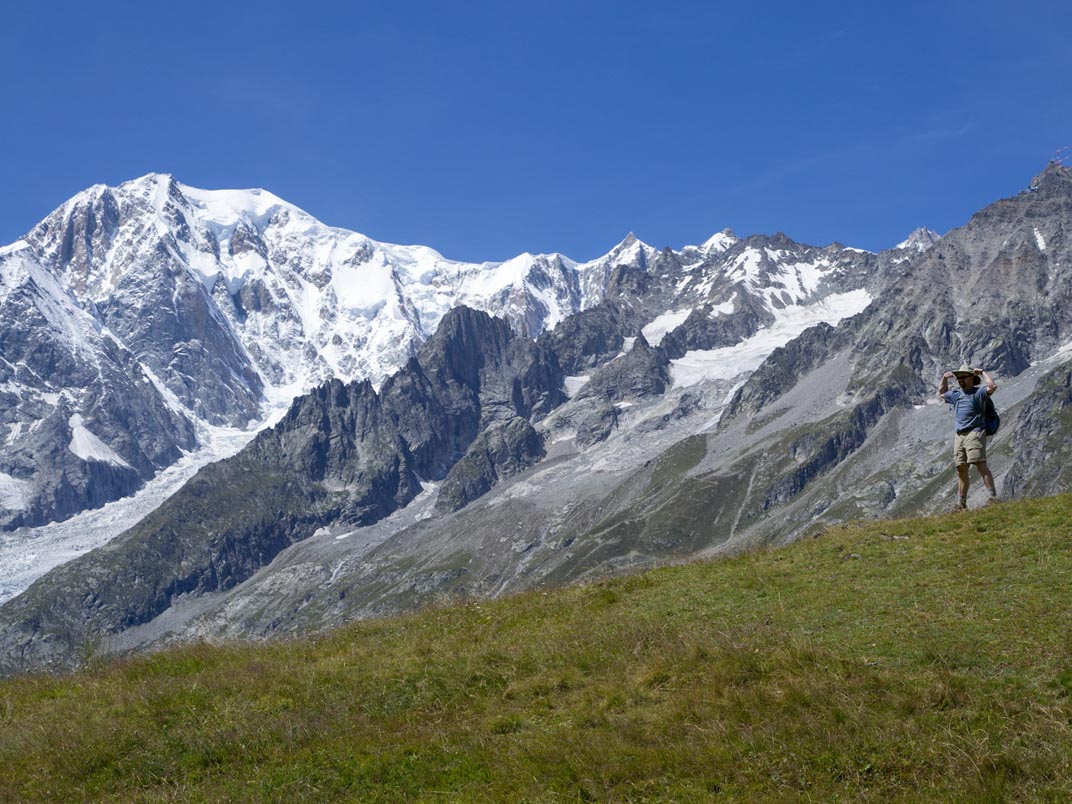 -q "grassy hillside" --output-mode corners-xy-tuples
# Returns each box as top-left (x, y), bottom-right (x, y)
(2, 495), (1072, 803)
